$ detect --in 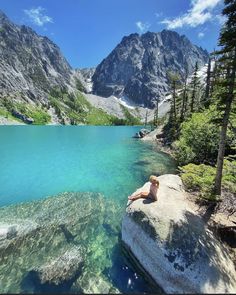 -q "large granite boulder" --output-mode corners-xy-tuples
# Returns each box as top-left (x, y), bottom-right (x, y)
(122, 174), (236, 293)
